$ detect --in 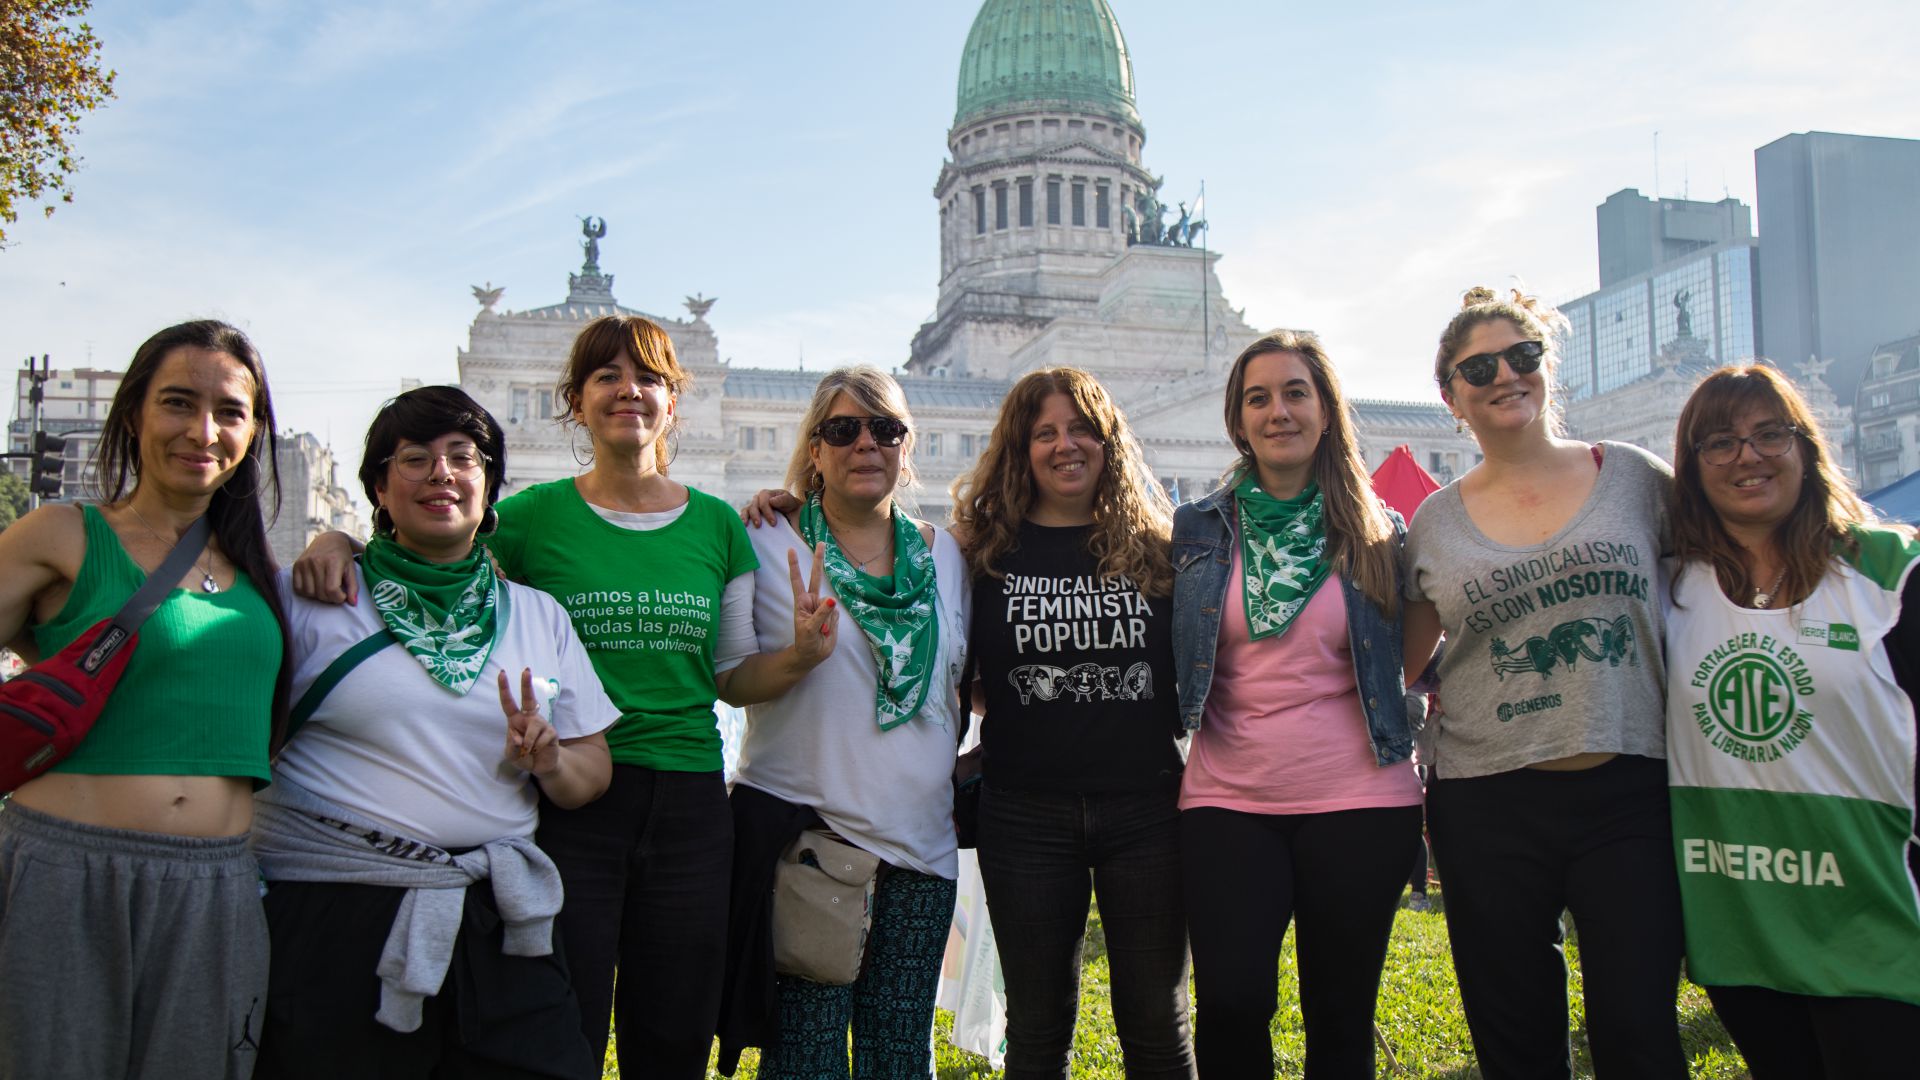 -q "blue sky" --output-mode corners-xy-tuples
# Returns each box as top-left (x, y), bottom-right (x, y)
(3, 0), (1916, 483)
